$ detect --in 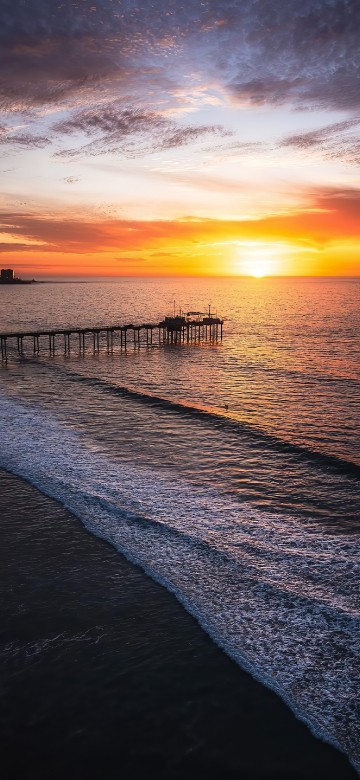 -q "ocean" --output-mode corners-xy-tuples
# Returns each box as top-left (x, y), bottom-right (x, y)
(0, 276), (359, 773)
